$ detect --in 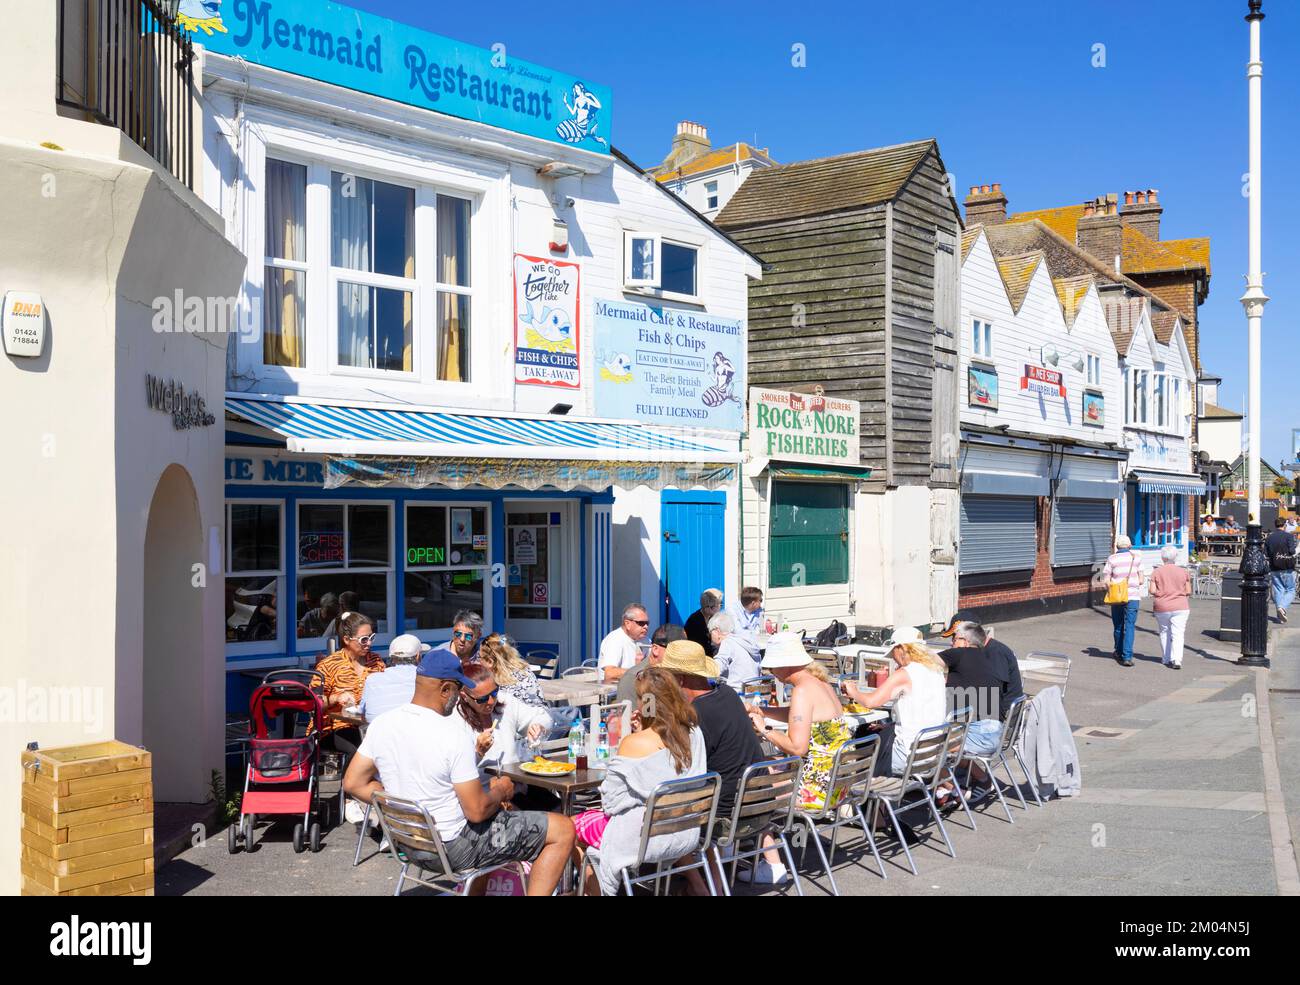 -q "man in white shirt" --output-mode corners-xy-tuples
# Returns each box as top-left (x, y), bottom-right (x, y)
(727, 586), (765, 641)
(597, 602), (649, 682)
(358, 633), (426, 724)
(343, 649), (575, 895)
(708, 610), (761, 691)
